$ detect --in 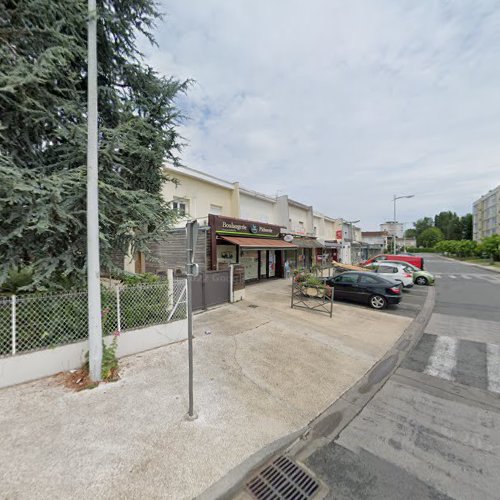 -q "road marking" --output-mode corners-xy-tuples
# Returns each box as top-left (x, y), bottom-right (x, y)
(486, 344), (500, 394)
(475, 274), (500, 284)
(461, 274), (472, 279)
(448, 275), (457, 279)
(424, 335), (458, 381)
